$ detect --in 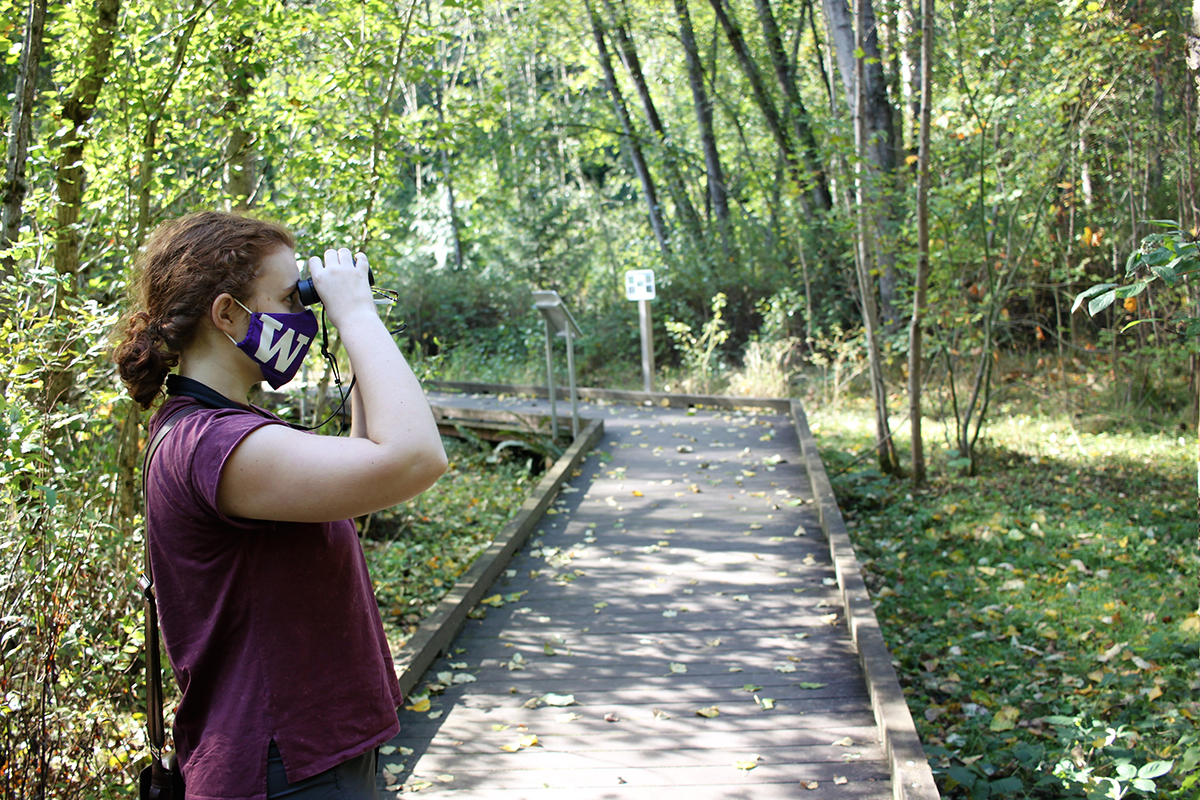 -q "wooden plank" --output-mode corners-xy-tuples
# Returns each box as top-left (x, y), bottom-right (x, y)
(791, 401), (940, 800)
(377, 783), (890, 800)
